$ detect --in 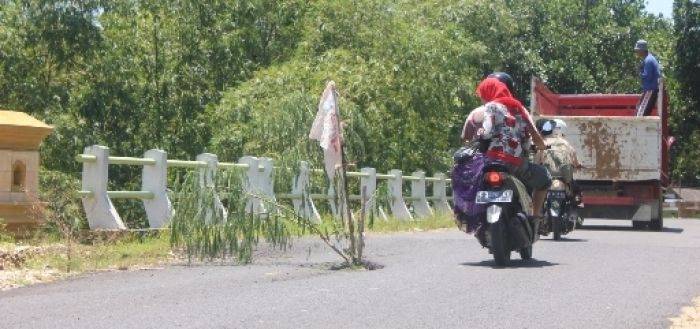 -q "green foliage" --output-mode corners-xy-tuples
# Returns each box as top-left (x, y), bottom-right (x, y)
(168, 146), (381, 265)
(211, 0), (485, 174)
(1, 0), (311, 227)
(453, 0), (672, 96)
(169, 169), (294, 263)
(34, 170), (86, 239)
(0, 218), (14, 243)
(210, 0), (677, 176)
(672, 0), (700, 182)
